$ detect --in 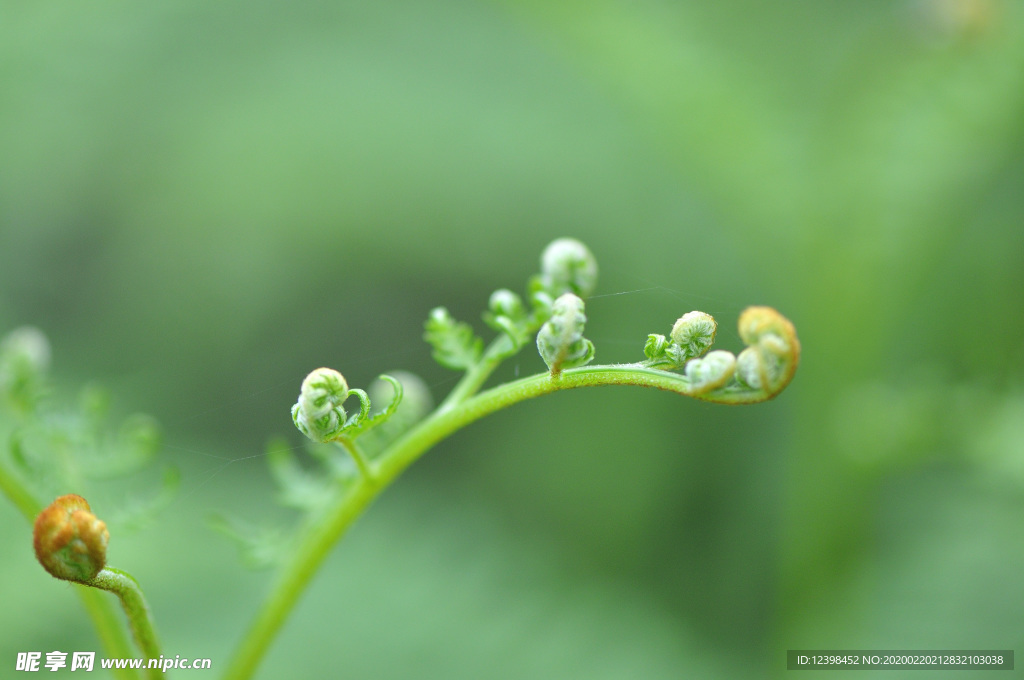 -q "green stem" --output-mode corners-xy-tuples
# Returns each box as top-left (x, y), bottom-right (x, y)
(222, 363), (776, 680)
(73, 586), (142, 680)
(0, 465), (140, 680)
(336, 437), (375, 481)
(436, 334), (517, 411)
(0, 460), (40, 519)
(87, 567), (162, 679)
(221, 479), (378, 680)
